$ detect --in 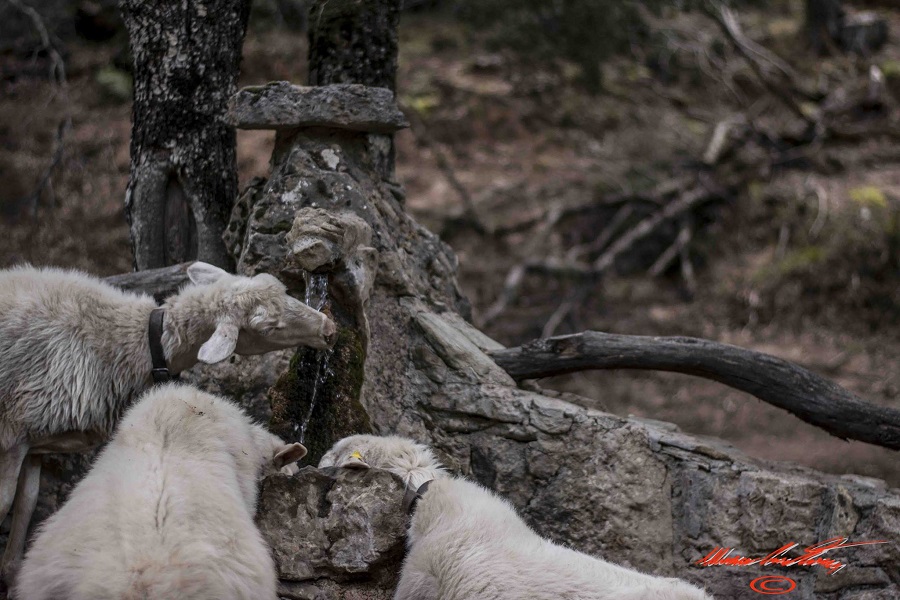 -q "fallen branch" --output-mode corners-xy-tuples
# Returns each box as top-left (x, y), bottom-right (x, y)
(566, 203), (634, 262)
(649, 217), (692, 277)
(525, 180), (721, 279)
(500, 180), (721, 335)
(541, 285), (590, 338)
(485, 188), (666, 238)
(678, 220), (697, 297)
(490, 331), (900, 451)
